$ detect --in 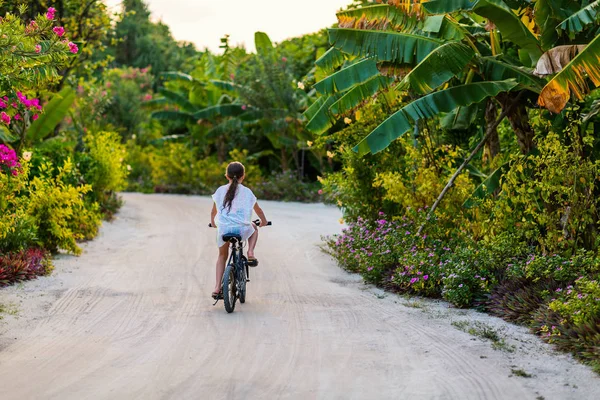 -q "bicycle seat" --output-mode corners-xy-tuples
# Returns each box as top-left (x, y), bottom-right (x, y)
(222, 233), (242, 242)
